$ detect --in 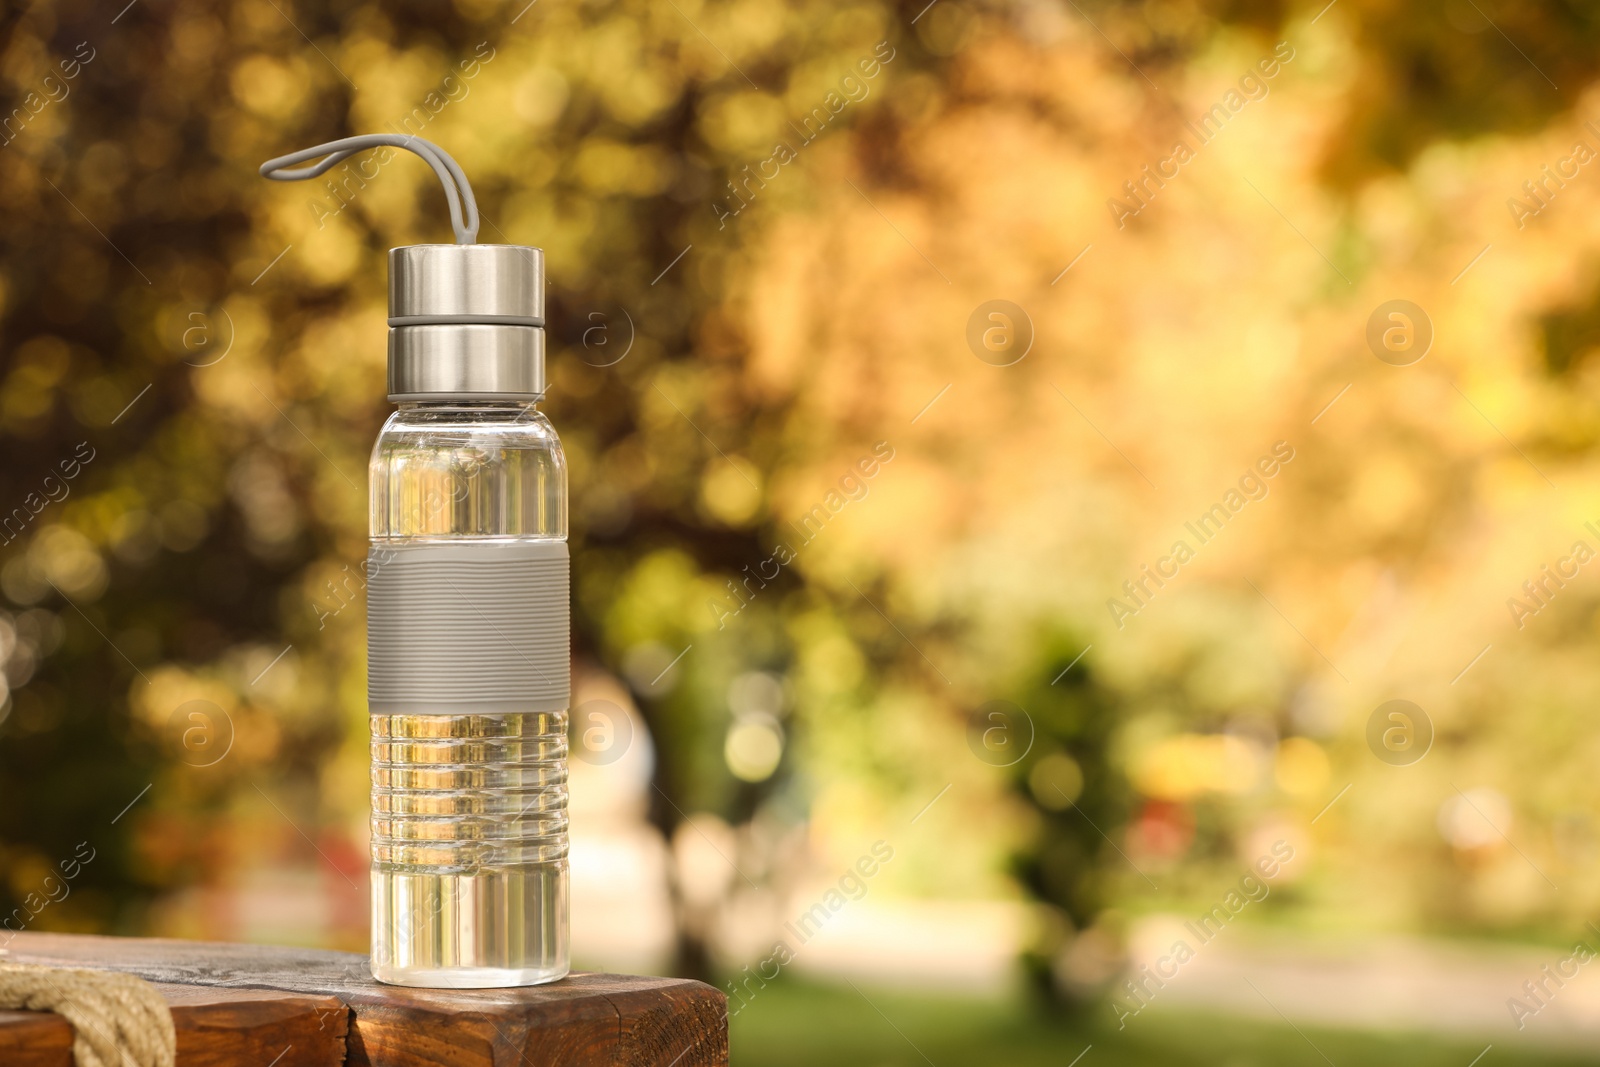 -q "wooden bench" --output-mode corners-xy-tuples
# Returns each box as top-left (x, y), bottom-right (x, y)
(0, 932), (727, 1066)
